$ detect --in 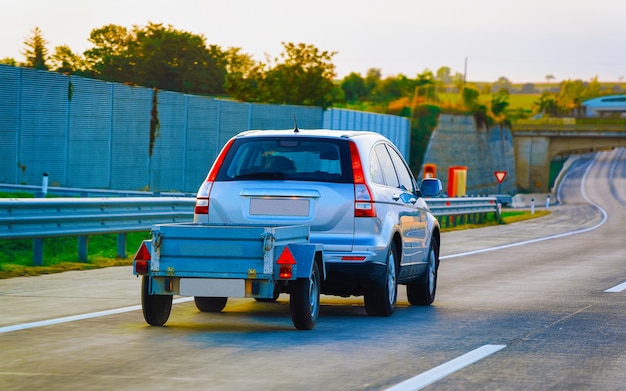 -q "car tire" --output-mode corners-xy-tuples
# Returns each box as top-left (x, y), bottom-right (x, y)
(365, 241), (398, 316)
(141, 276), (173, 326)
(290, 262), (321, 330)
(407, 237), (438, 306)
(194, 297), (228, 312)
